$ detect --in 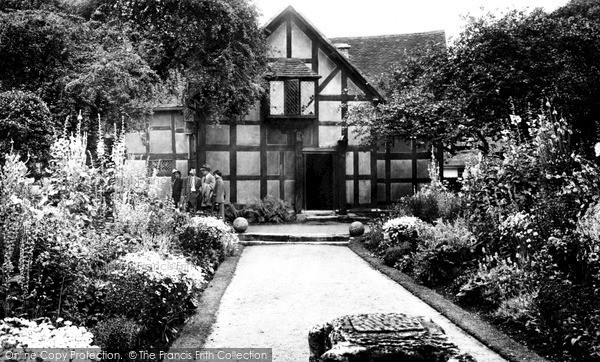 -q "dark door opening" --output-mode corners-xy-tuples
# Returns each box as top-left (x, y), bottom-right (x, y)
(305, 153), (334, 210)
